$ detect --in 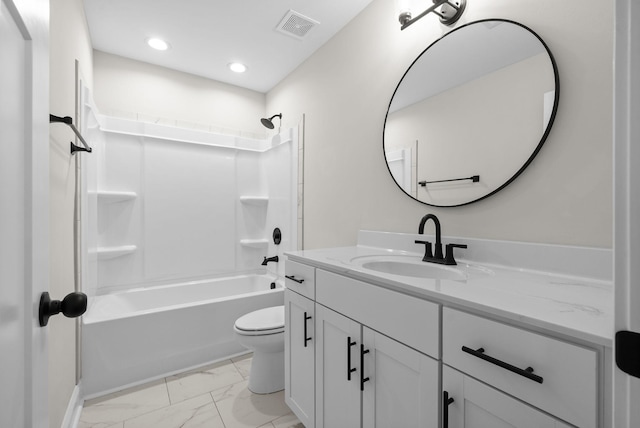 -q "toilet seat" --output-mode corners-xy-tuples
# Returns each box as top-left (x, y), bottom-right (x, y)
(234, 306), (284, 336)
